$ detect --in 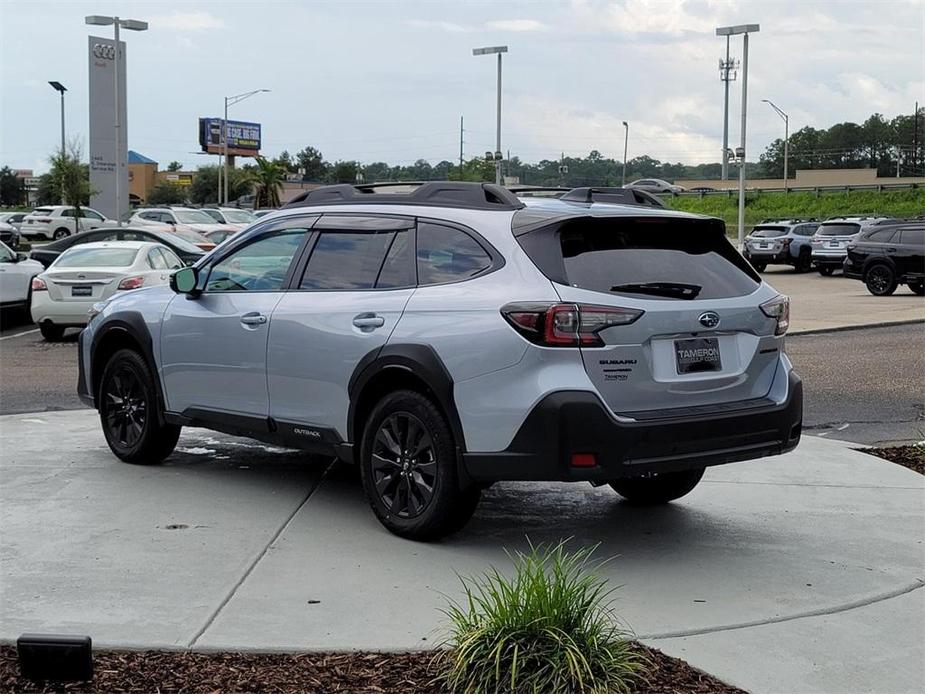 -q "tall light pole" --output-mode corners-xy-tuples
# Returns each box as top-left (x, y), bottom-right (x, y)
(224, 88), (269, 204)
(718, 36), (738, 181)
(763, 99), (789, 192)
(48, 81), (67, 204)
(86, 15), (147, 224)
(622, 121), (629, 186)
(472, 45), (507, 186)
(716, 24), (759, 250)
